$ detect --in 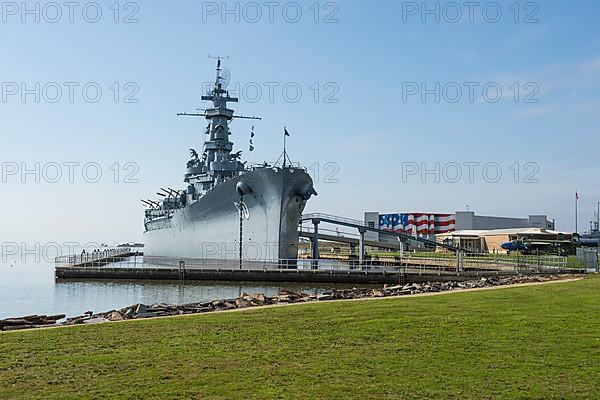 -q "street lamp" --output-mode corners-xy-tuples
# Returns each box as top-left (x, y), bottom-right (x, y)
(597, 201), (599, 272)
